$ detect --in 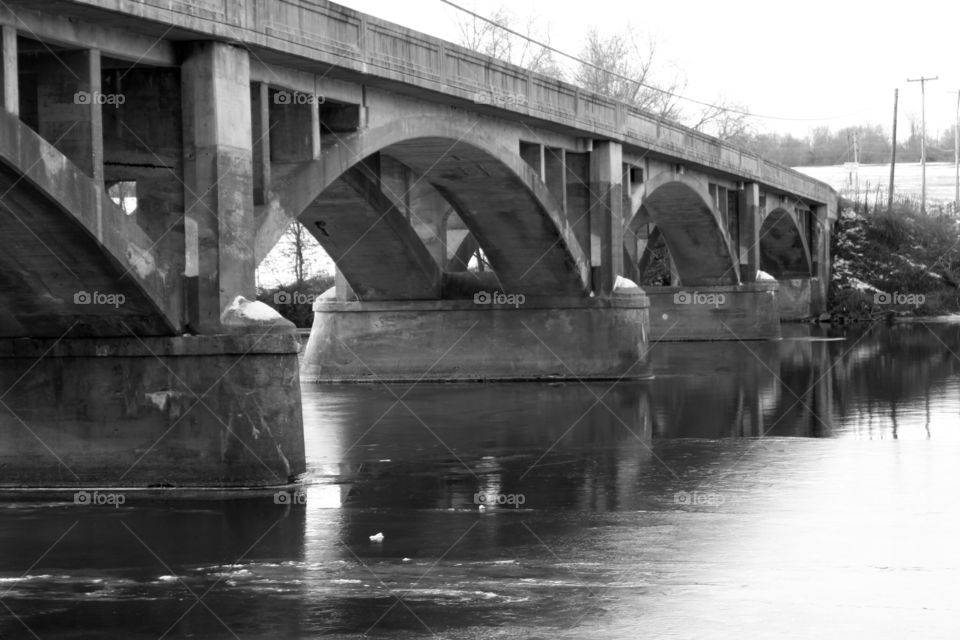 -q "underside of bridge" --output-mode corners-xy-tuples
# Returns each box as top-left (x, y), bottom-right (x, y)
(760, 208), (813, 278)
(638, 177), (741, 287)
